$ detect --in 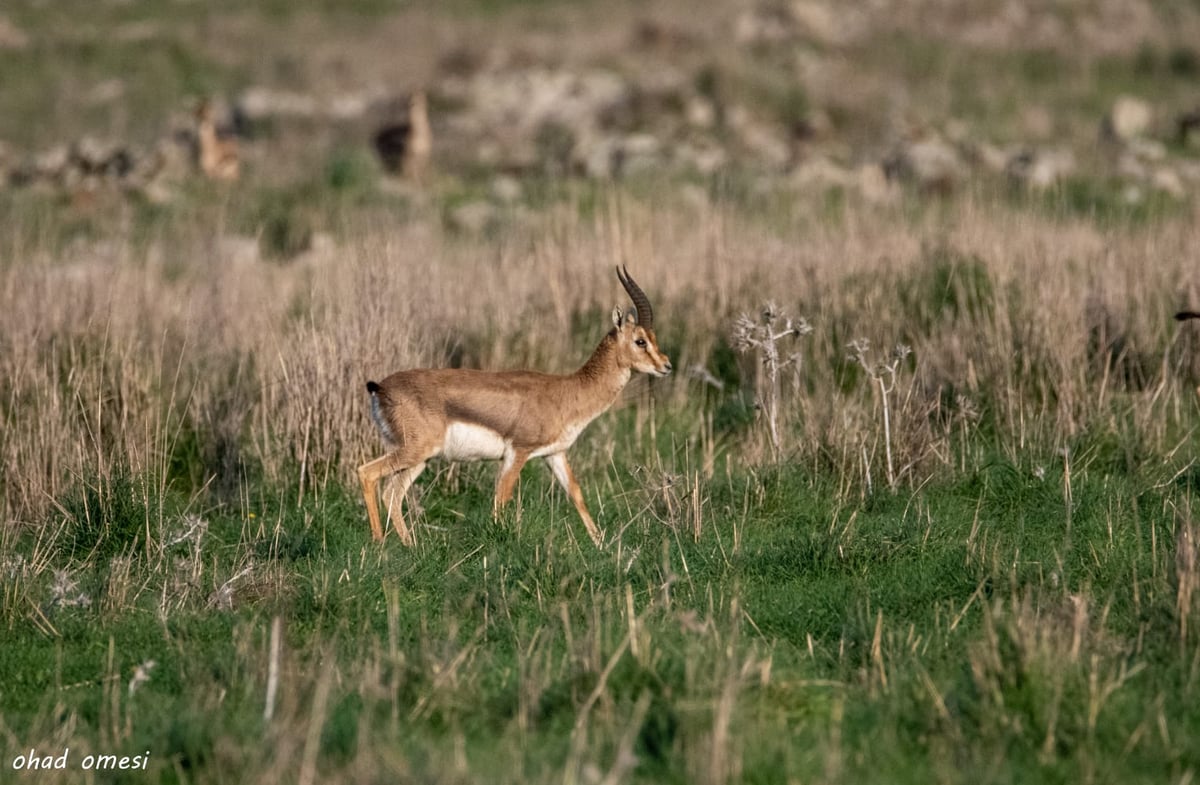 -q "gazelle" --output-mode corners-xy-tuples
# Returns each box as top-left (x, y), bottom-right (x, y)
(358, 267), (672, 547)
(373, 90), (431, 181)
(1178, 312), (1200, 321)
(195, 99), (240, 181)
